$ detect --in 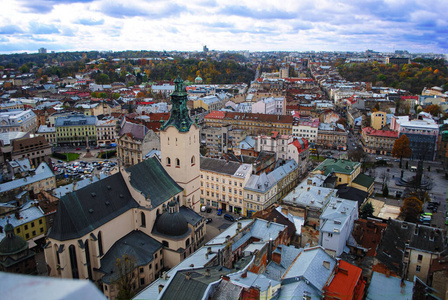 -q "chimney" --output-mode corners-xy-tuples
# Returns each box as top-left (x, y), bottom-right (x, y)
(318, 190), (321, 195)
(158, 285), (164, 293)
(185, 272), (191, 280)
(207, 246), (212, 254)
(323, 261), (330, 270)
(205, 268), (210, 277)
(237, 222), (242, 230)
(273, 217), (277, 223)
(307, 187), (310, 191)
(241, 270), (248, 278)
